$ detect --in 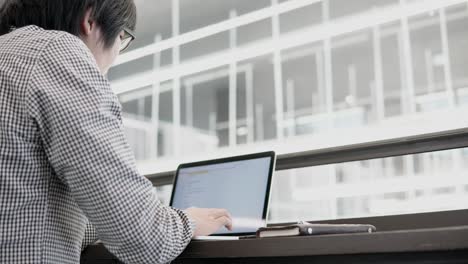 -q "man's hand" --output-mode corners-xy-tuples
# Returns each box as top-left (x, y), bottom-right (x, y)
(184, 207), (233, 237)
